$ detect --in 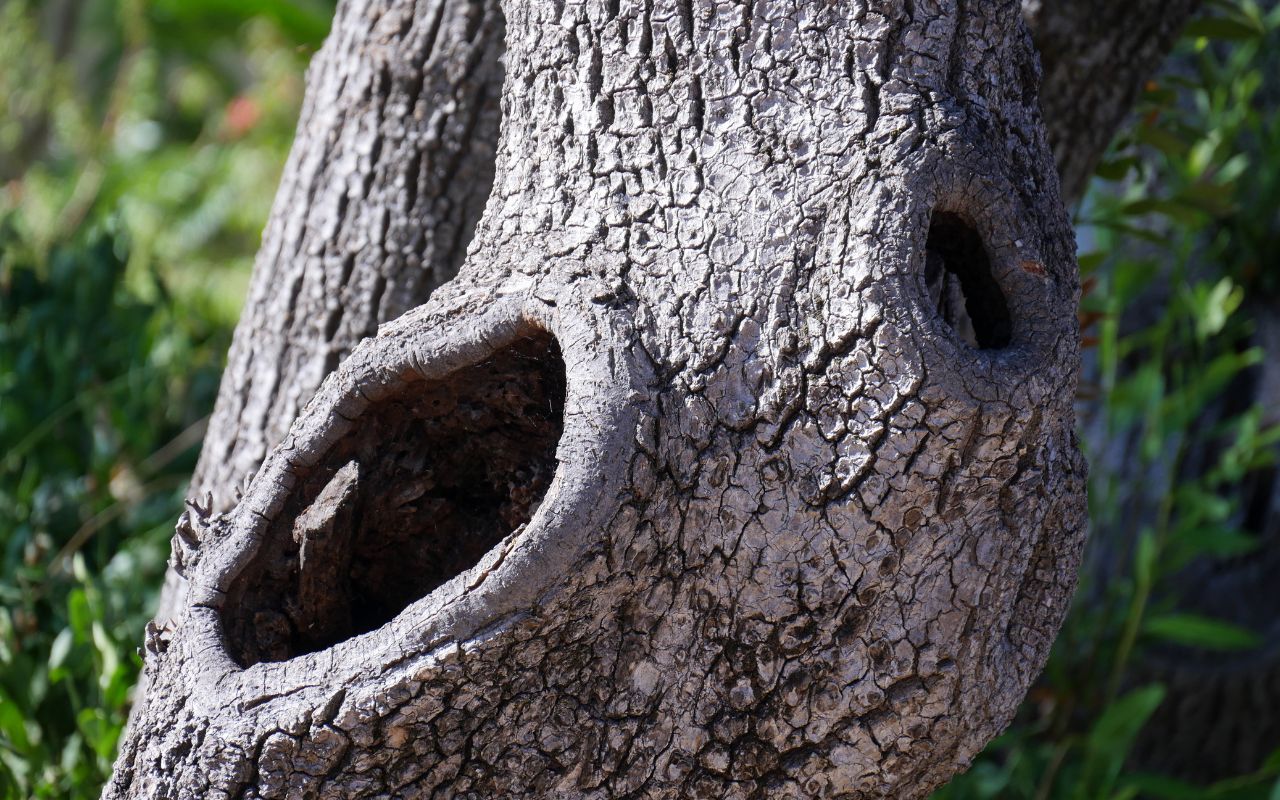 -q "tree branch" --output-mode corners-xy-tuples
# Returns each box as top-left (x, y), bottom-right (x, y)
(1024, 0), (1202, 206)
